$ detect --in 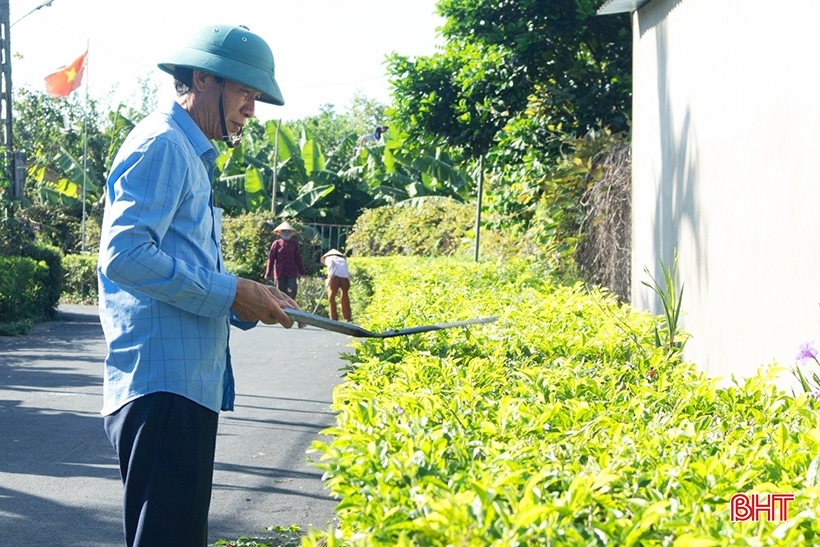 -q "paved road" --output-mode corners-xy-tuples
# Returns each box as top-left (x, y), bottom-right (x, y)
(0, 304), (352, 546)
